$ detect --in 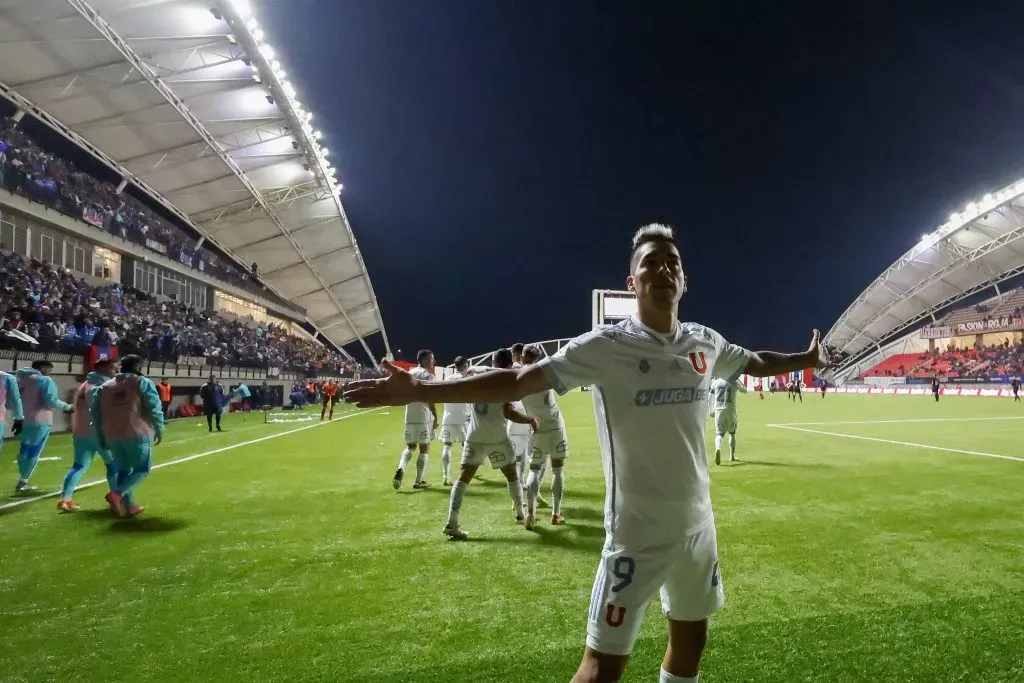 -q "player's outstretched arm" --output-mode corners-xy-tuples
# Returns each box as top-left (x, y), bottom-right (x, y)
(744, 329), (834, 377)
(343, 360), (551, 408)
(502, 403), (539, 432)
